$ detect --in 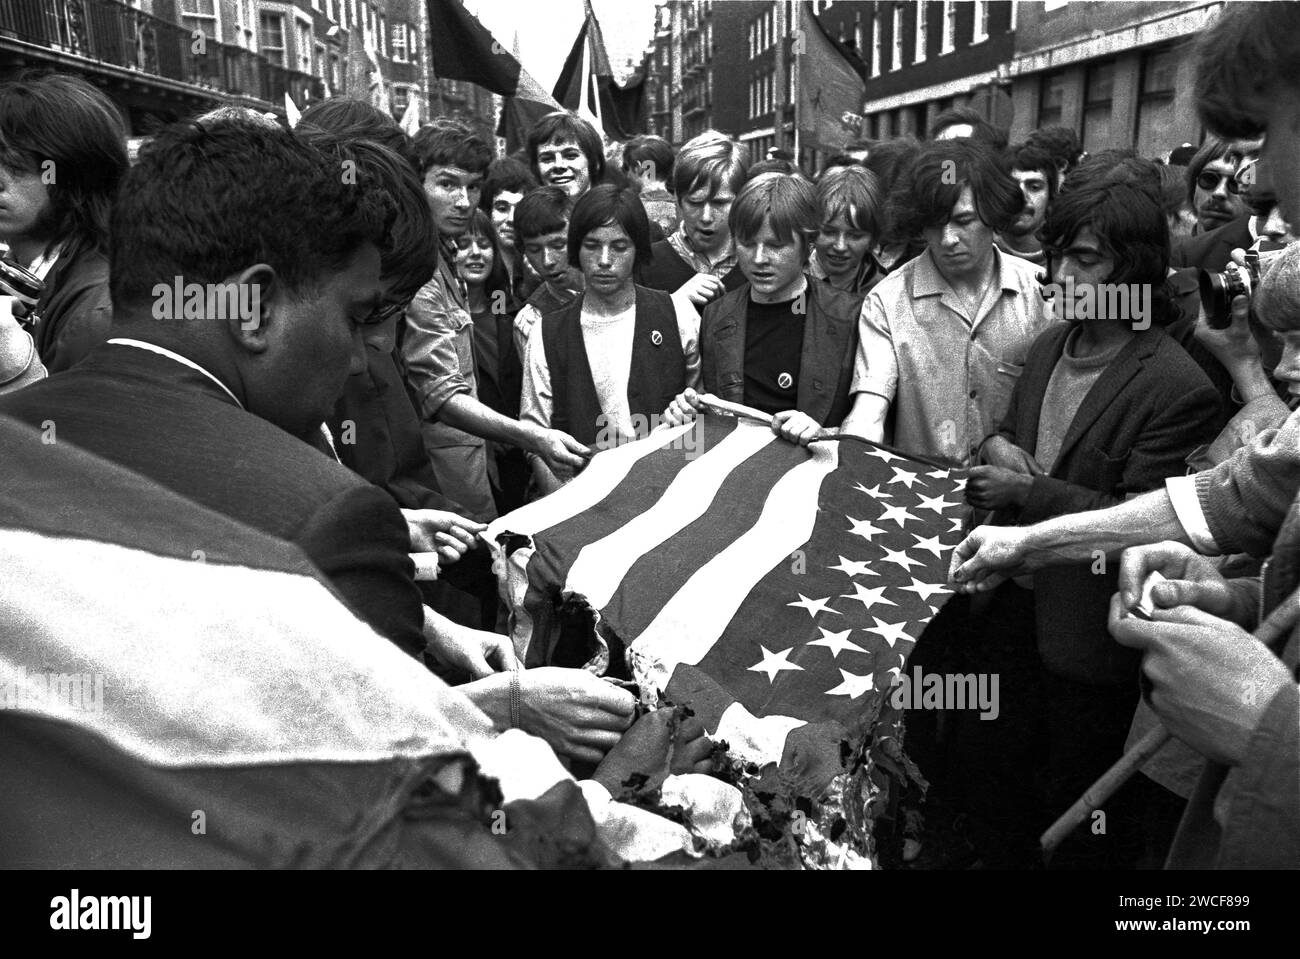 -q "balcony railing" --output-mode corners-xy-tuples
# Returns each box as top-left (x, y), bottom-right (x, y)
(0, 0), (322, 107)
